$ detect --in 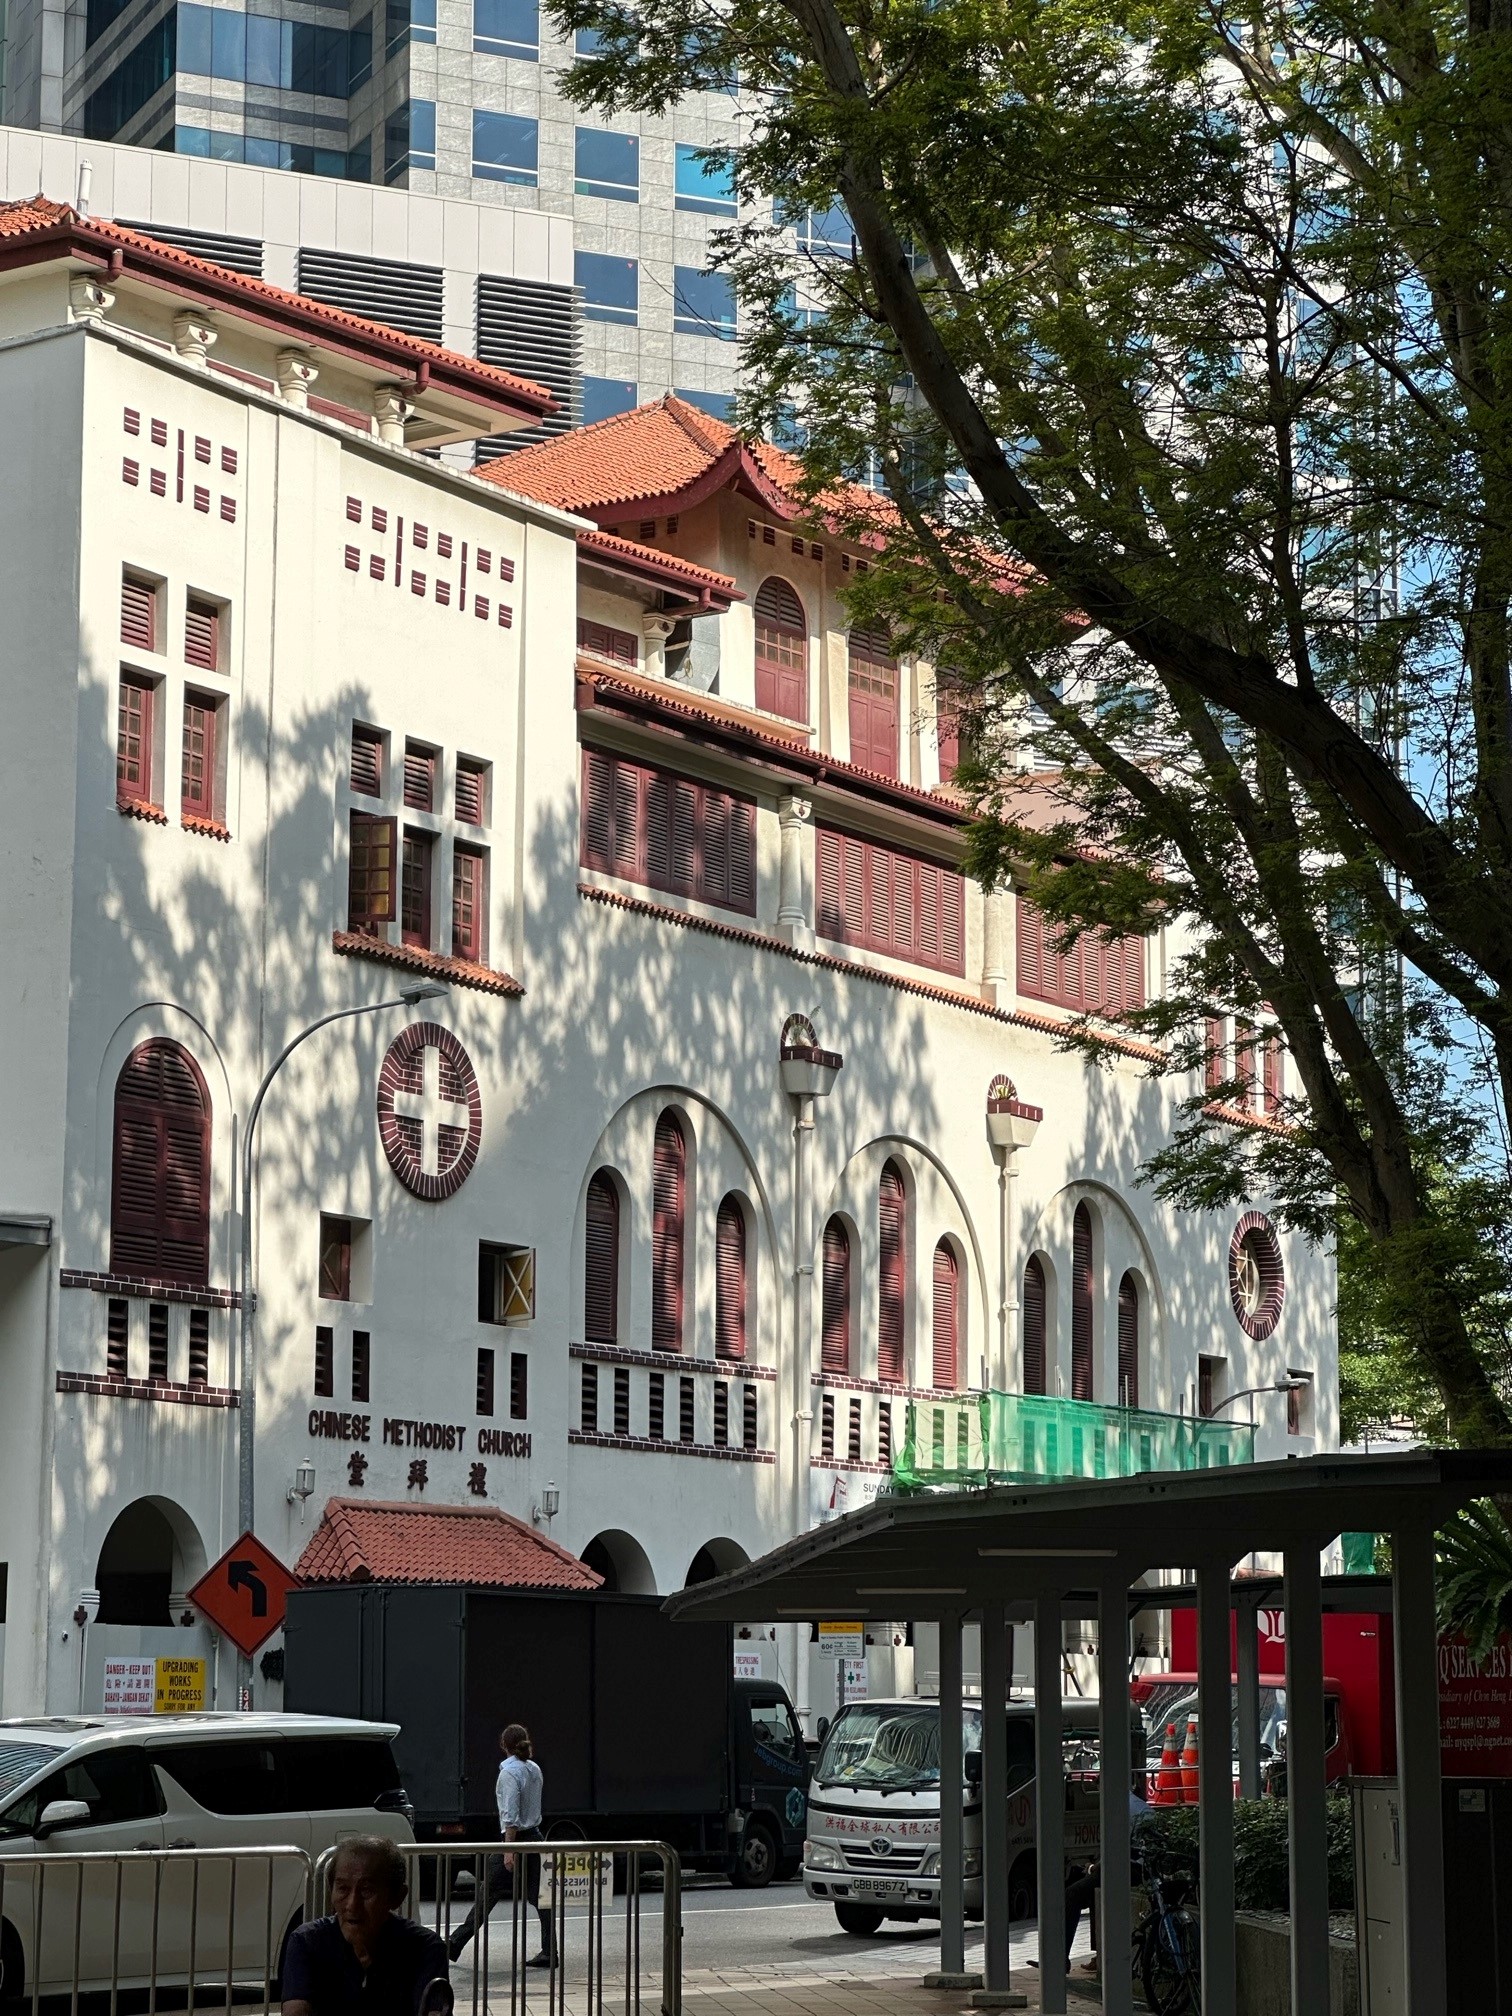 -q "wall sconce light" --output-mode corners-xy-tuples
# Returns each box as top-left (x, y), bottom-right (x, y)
(287, 1460), (316, 1517)
(533, 1481), (560, 1529)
